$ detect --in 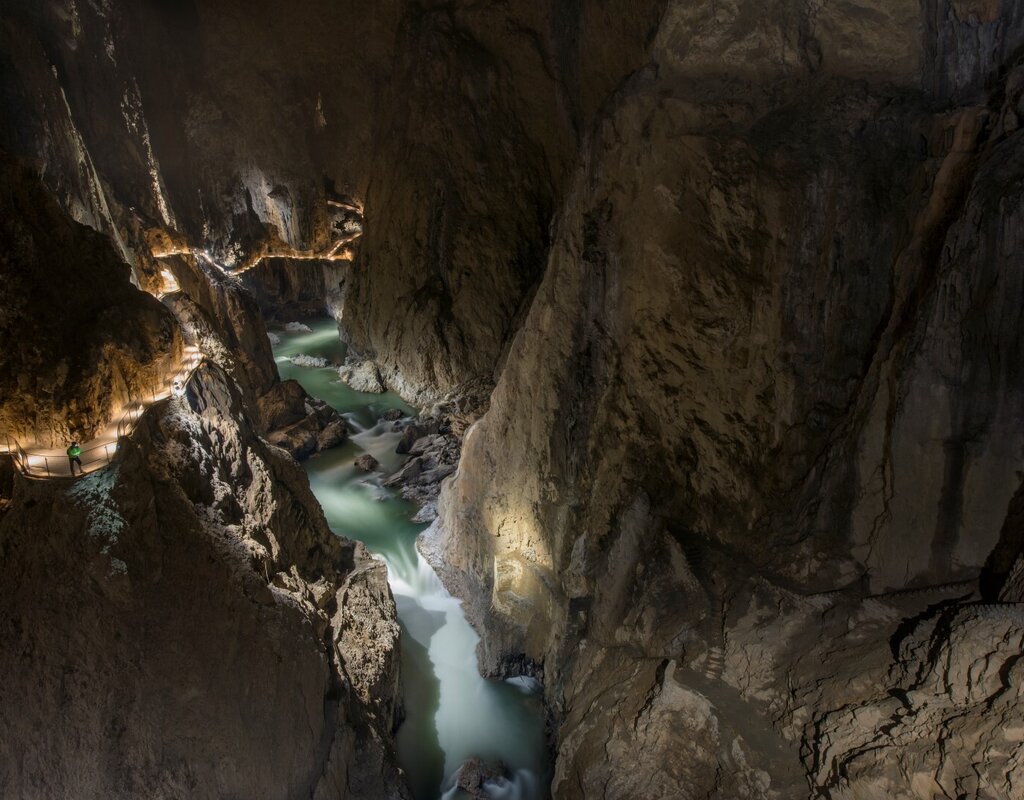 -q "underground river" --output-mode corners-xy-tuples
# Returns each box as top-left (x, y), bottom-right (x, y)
(271, 319), (551, 800)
